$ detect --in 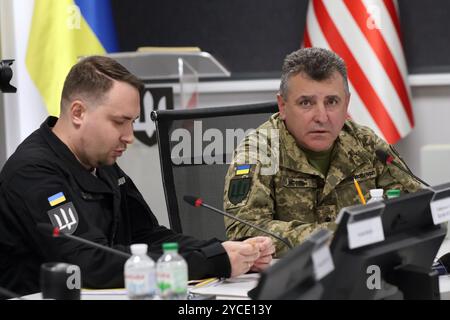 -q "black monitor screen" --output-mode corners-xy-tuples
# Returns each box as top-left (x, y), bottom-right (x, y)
(248, 229), (336, 300)
(322, 188), (446, 300)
